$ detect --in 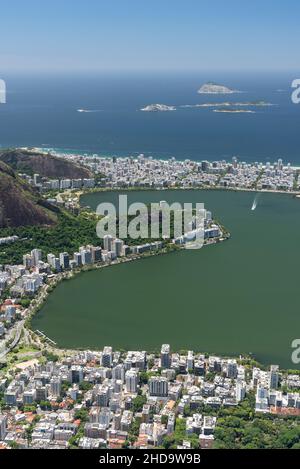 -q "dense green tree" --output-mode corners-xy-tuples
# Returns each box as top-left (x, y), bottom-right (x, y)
(79, 381), (93, 392)
(74, 408), (89, 423)
(132, 395), (147, 413)
(39, 400), (52, 410)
